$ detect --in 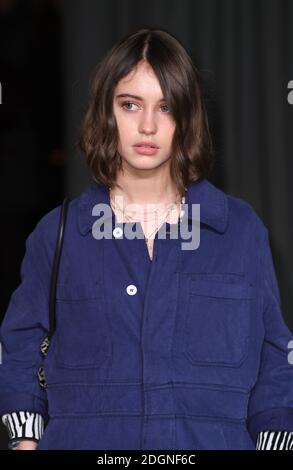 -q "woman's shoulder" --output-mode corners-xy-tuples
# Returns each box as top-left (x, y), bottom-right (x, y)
(201, 178), (268, 236)
(28, 185), (94, 249)
(227, 191), (265, 230)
